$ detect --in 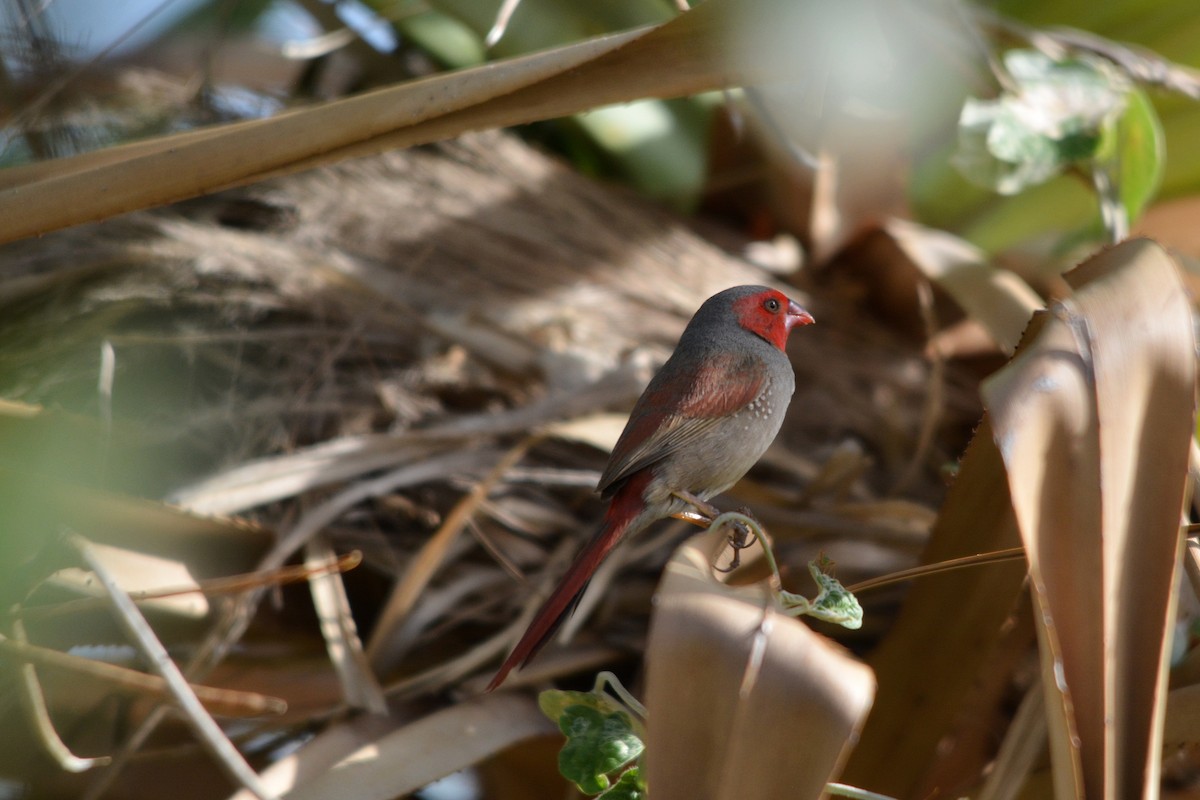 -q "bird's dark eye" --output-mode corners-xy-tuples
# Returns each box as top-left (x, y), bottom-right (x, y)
(764, 297), (781, 313)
